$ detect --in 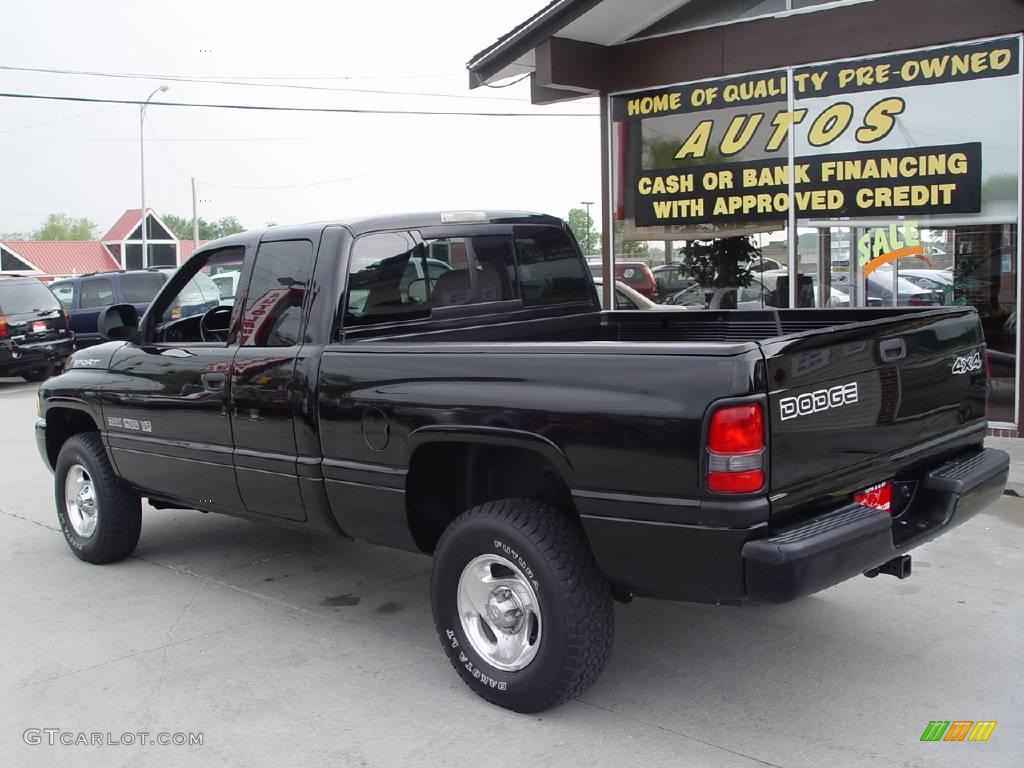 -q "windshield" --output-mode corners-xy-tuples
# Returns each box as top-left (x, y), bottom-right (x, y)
(0, 281), (61, 315)
(120, 272), (167, 303)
